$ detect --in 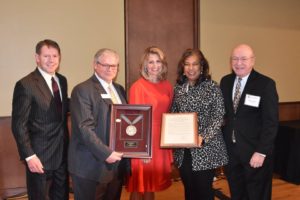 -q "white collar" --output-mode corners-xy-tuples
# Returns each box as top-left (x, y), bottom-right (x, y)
(94, 72), (113, 89)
